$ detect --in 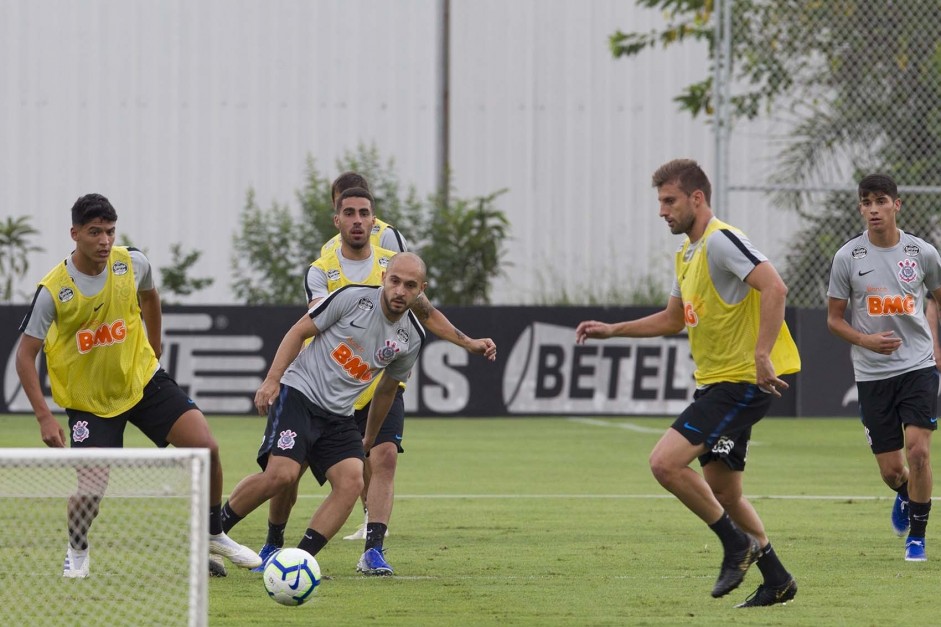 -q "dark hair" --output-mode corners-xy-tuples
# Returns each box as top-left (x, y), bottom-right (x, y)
(651, 159), (712, 205)
(858, 174), (898, 201)
(71, 193), (117, 226)
(331, 172), (371, 203)
(334, 187), (374, 213)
